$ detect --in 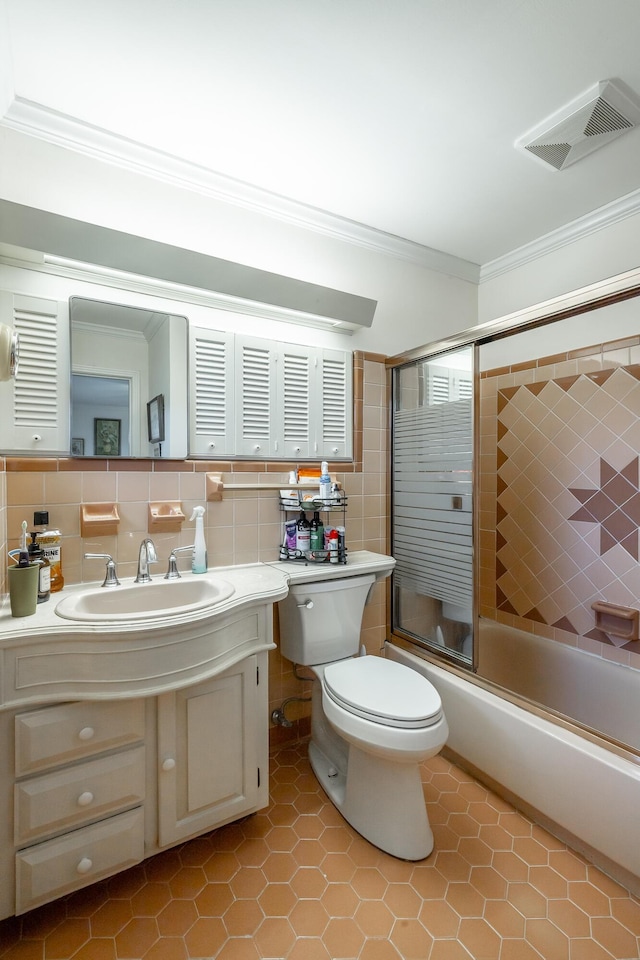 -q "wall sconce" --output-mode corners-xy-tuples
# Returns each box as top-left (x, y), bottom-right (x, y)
(0, 323), (19, 381)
